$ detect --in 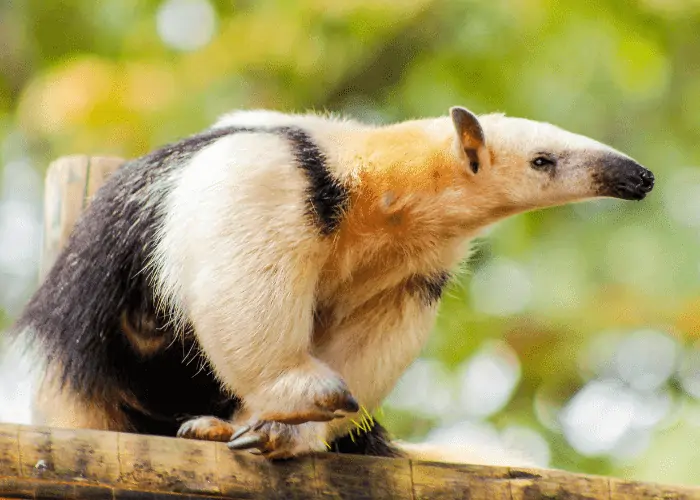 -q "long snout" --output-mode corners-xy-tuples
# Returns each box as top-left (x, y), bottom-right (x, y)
(593, 154), (655, 201)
